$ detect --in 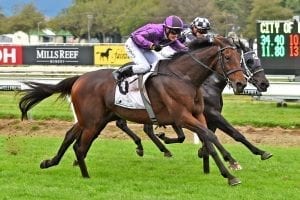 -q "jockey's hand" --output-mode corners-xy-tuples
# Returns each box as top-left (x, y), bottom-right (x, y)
(151, 44), (162, 52)
(205, 34), (214, 43)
